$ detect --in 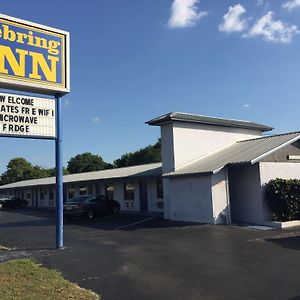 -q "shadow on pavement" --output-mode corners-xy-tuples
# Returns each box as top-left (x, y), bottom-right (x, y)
(289, 296), (300, 300)
(0, 209), (201, 231)
(67, 214), (201, 231)
(0, 208), (55, 218)
(265, 236), (300, 251)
